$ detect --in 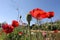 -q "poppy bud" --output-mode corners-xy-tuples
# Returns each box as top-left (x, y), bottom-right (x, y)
(26, 14), (32, 25)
